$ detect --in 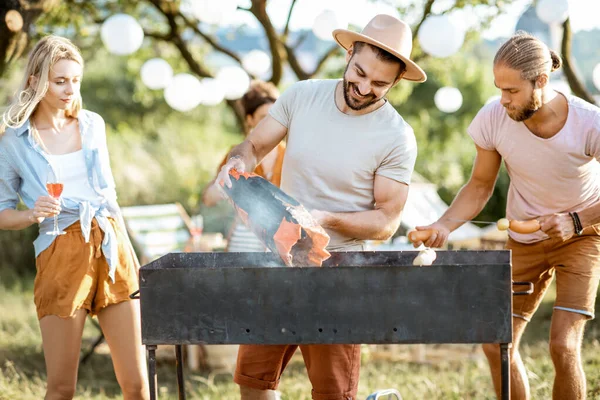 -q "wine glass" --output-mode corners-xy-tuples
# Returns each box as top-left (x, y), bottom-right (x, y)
(46, 164), (66, 236)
